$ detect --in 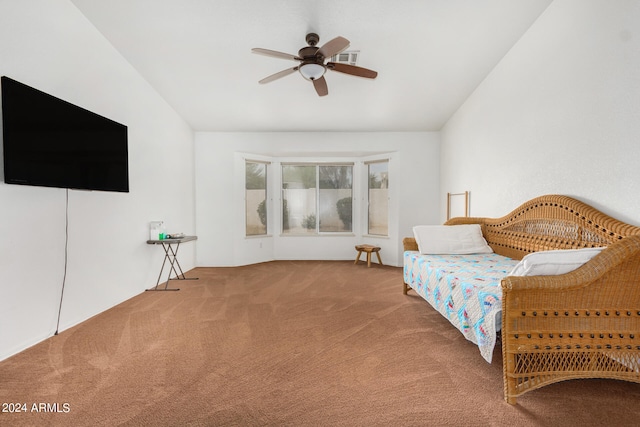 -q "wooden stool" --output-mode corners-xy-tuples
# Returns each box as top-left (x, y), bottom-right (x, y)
(354, 244), (383, 267)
